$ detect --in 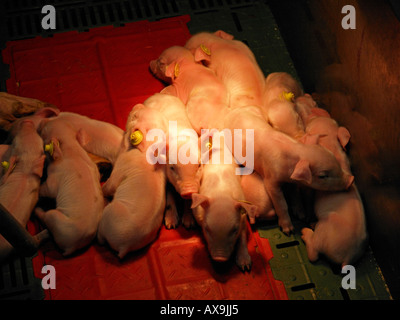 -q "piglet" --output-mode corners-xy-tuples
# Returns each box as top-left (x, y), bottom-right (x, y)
(296, 94), (352, 174)
(240, 172), (275, 224)
(54, 112), (124, 164)
(143, 93), (203, 228)
(224, 106), (354, 234)
(0, 119), (48, 261)
(143, 93), (203, 200)
(8, 107), (60, 137)
(0, 92), (58, 131)
(191, 130), (257, 271)
(150, 46), (229, 133)
(97, 104), (167, 258)
(301, 184), (368, 267)
(263, 72), (305, 139)
(35, 117), (104, 256)
(185, 30), (266, 109)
